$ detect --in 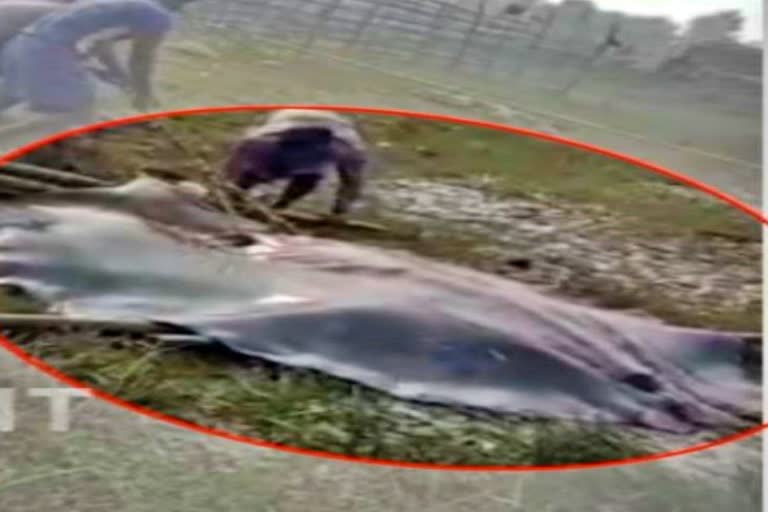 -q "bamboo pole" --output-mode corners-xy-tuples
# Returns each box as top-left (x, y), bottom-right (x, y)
(0, 173), (64, 193)
(0, 314), (164, 333)
(277, 210), (389, 232)
(1, 159), (389, 233)
(0, 161), (112, 188)
(447, 0), (488, 71)
(0, 314), (212, 345)
(147, 119), (302, 235)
